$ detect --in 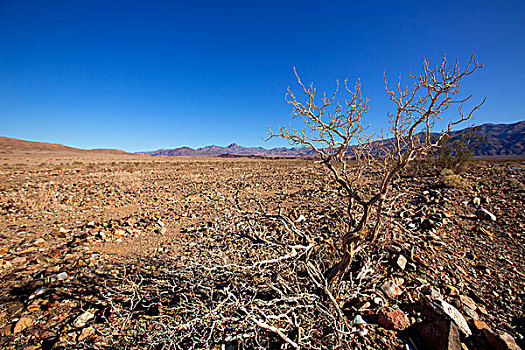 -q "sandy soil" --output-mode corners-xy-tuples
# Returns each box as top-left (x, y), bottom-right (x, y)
(0, 154), (523, 349)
